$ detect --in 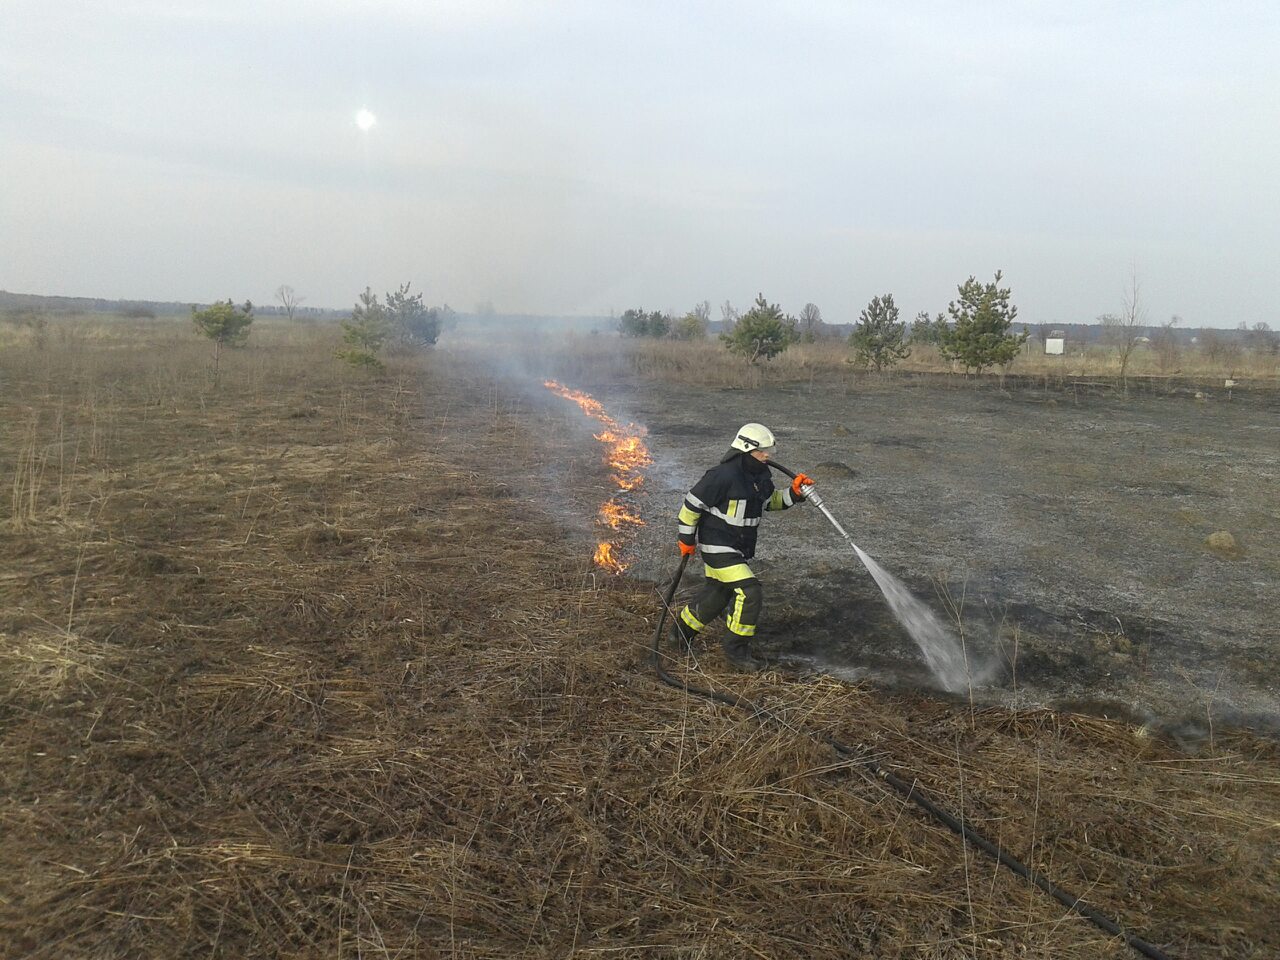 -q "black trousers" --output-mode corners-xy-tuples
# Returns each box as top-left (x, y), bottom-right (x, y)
(678, 552), (762, 638)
